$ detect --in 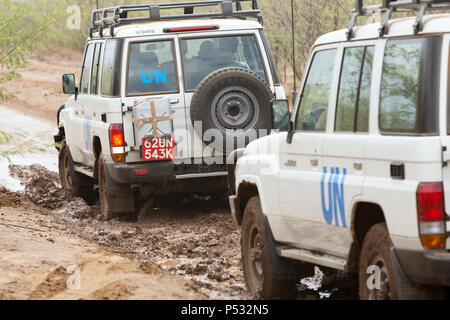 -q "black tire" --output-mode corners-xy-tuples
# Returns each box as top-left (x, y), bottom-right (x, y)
(58, 139), (94, 203)
(241, 196), (296, 299)
(98, 152), (135, 220)
(190, 68), (273, 153)
(359, 223), (445, 300)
